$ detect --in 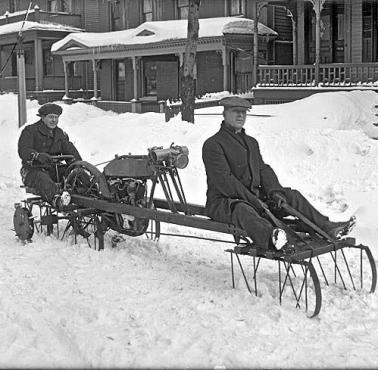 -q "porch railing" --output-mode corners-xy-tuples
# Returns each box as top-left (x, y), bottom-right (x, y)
(0, 75), (82, 92)
(257, 63), (378, 87)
